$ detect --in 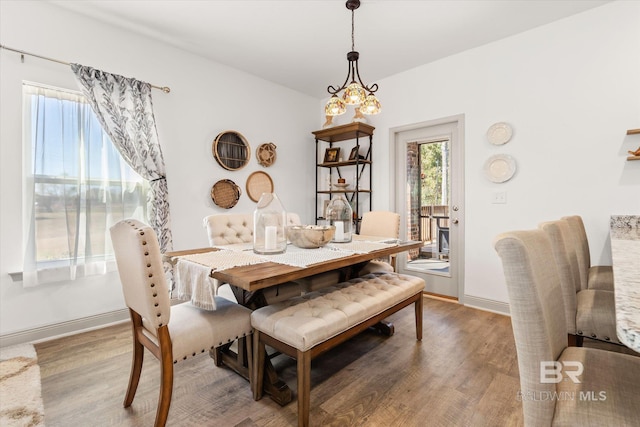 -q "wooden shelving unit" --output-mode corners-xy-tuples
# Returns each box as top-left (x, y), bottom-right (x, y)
(312, 122), (375, 228)
(627, 129), (640, 161)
